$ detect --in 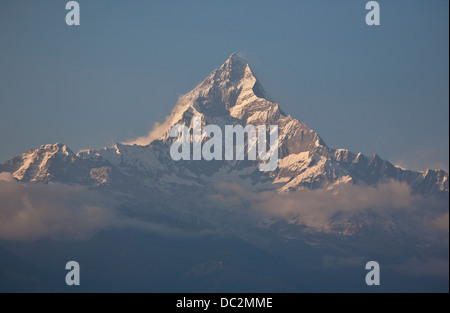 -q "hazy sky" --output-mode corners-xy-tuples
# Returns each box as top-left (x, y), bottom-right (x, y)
(0, 0), (448, 171)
